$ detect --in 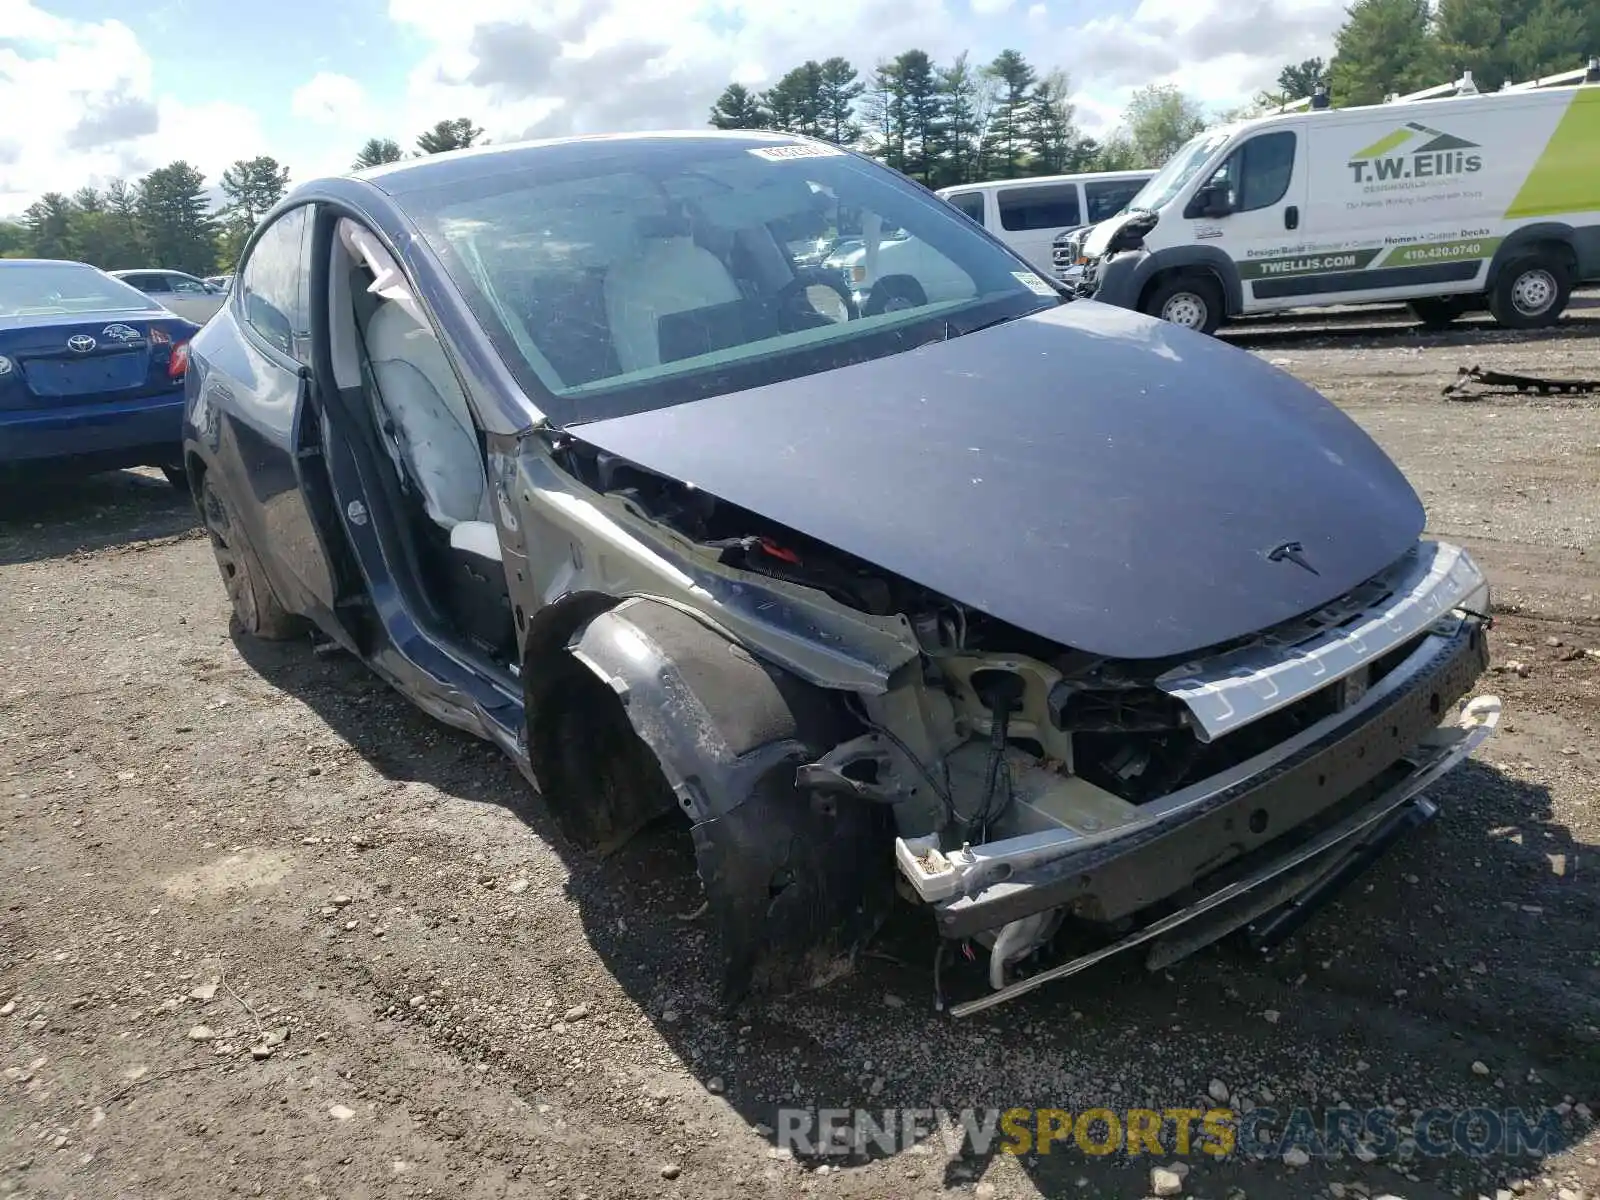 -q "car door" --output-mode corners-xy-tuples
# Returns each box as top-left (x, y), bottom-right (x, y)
(1184, 127), (1308, 313)
(205, 204), (342, 618)
(161, 272), (226, 323)
(994, 182), (1083, 277)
